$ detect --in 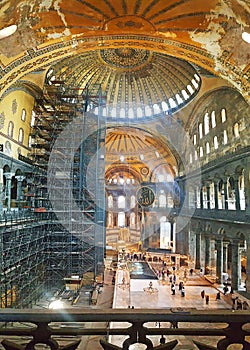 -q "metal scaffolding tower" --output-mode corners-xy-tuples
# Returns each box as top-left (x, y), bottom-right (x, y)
(30, 81), (106, 288)
(0, 82), (107, 308)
